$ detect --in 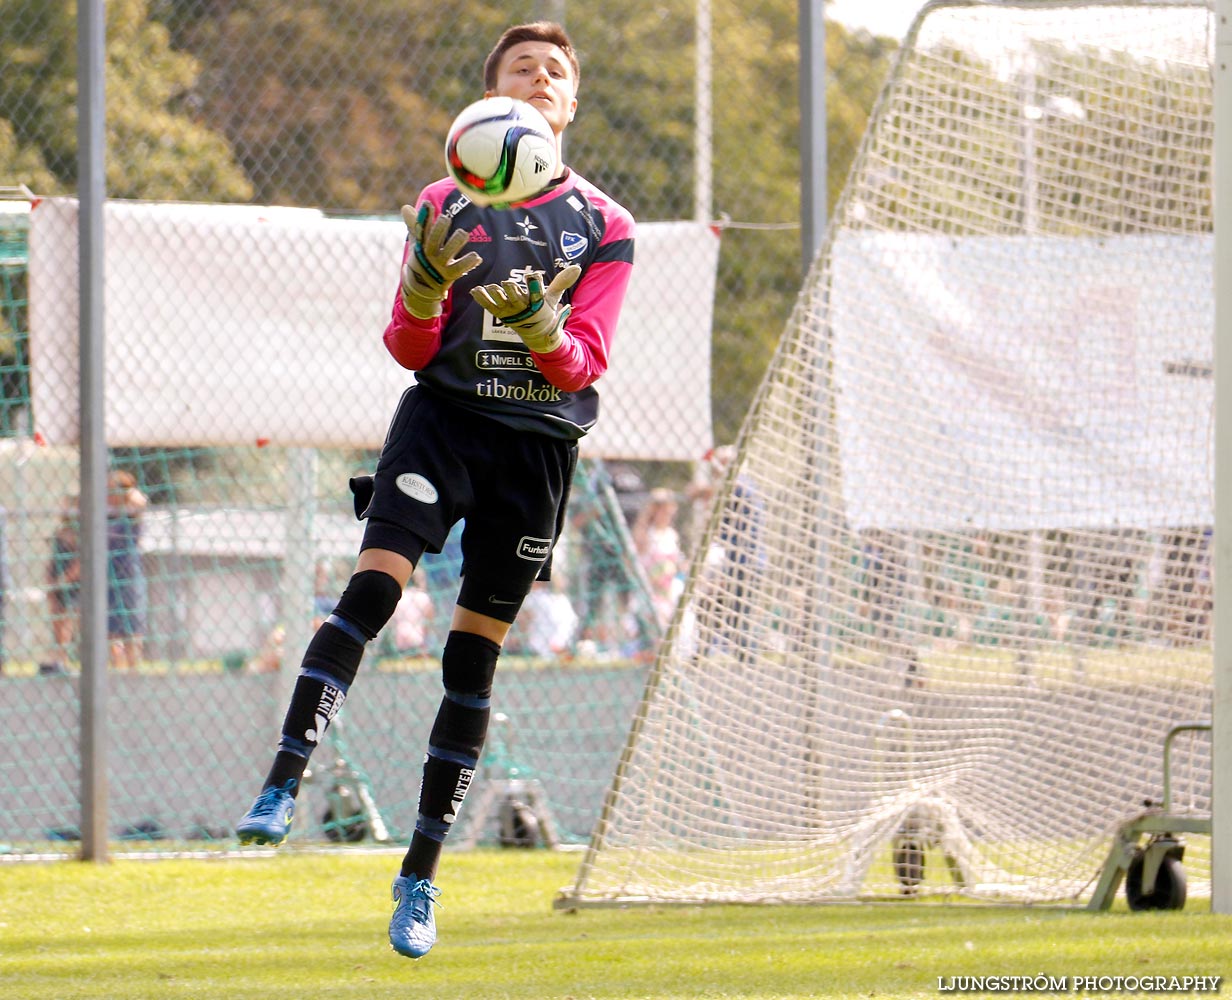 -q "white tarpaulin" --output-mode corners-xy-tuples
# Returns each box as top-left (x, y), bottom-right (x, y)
(830, 232), (1213, 530)
(28, 198), (716, 459)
